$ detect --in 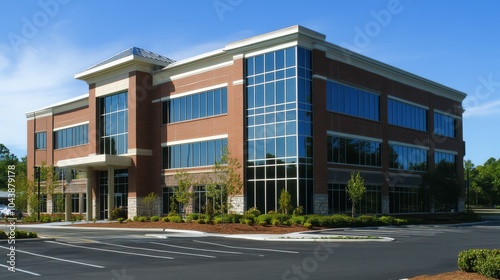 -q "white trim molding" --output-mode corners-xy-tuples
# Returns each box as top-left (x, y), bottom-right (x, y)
(53, 121), (90, 132)
(327, 131), (382, 143)
(162, 134), (228, 147)
(152, 83), (228, 103)
(388, 140), (430, 150)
